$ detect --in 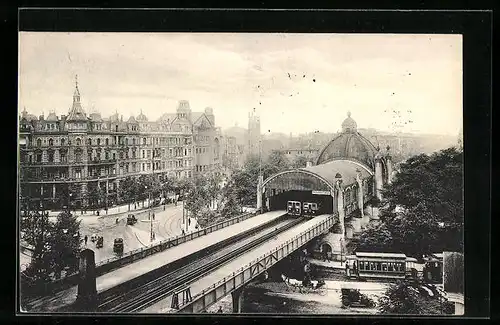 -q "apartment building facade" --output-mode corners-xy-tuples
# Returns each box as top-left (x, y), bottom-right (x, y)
(18, 80), (221, 210)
